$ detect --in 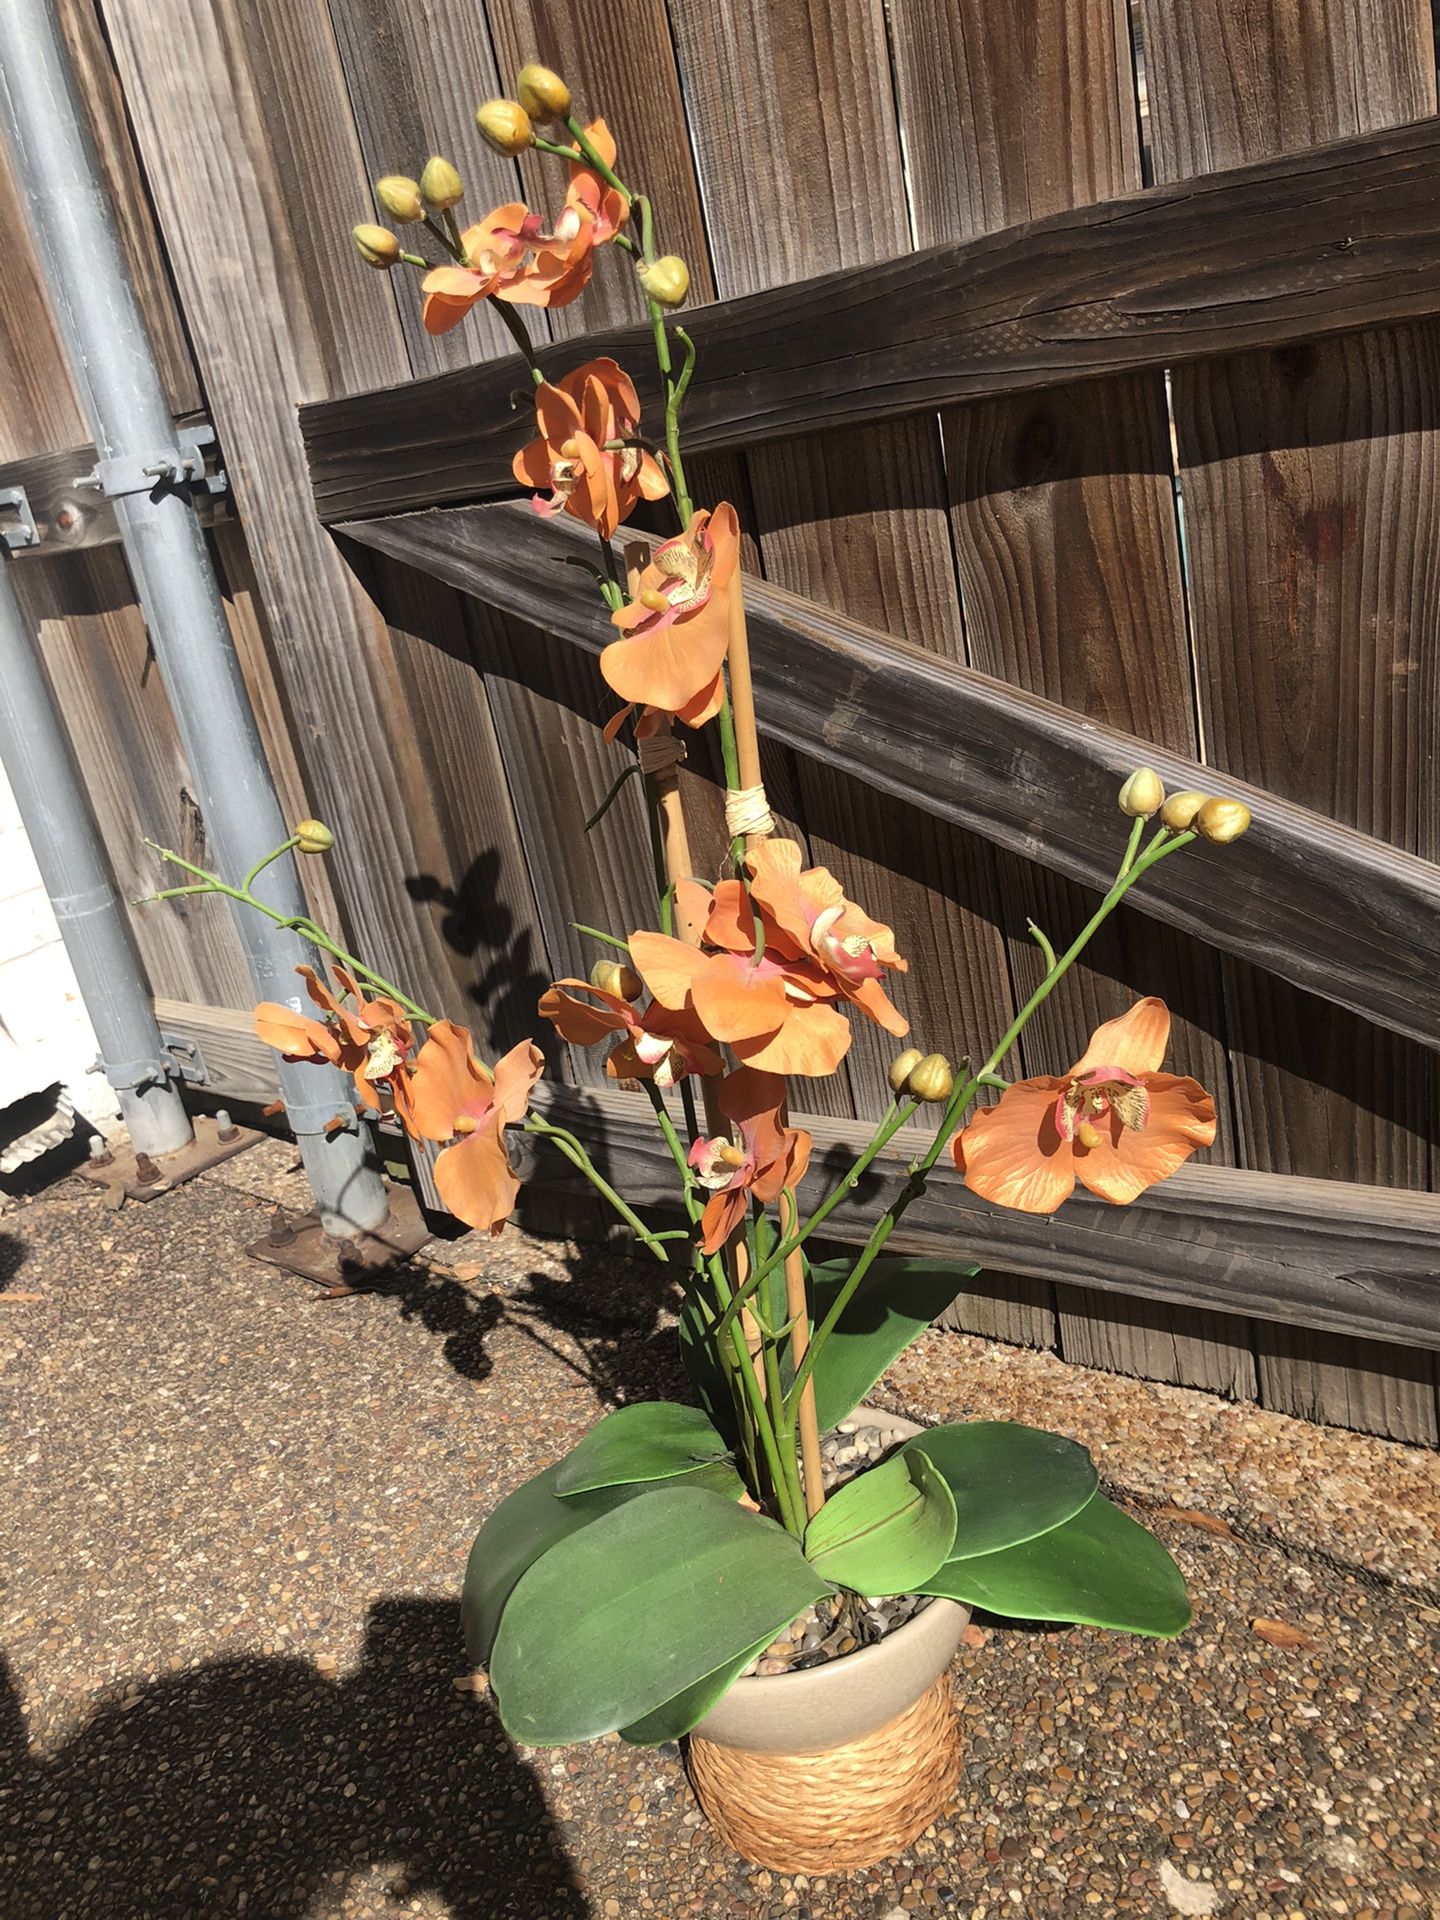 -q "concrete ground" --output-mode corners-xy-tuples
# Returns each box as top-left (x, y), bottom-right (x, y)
(1, 1141), (1436, 1920)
